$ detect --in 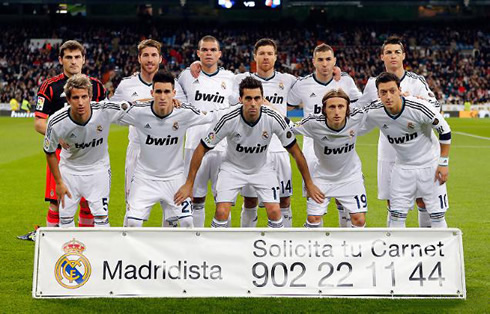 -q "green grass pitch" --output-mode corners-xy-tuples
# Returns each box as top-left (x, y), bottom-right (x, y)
(0, 117), (489, 312)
